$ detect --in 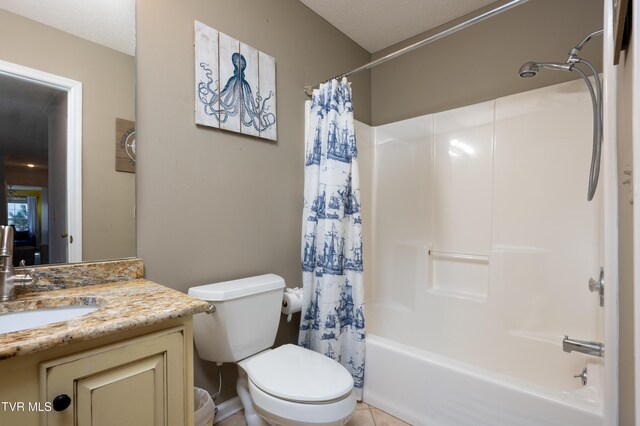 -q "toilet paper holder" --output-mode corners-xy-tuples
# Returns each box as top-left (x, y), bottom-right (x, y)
(282, 287), (303, 322)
